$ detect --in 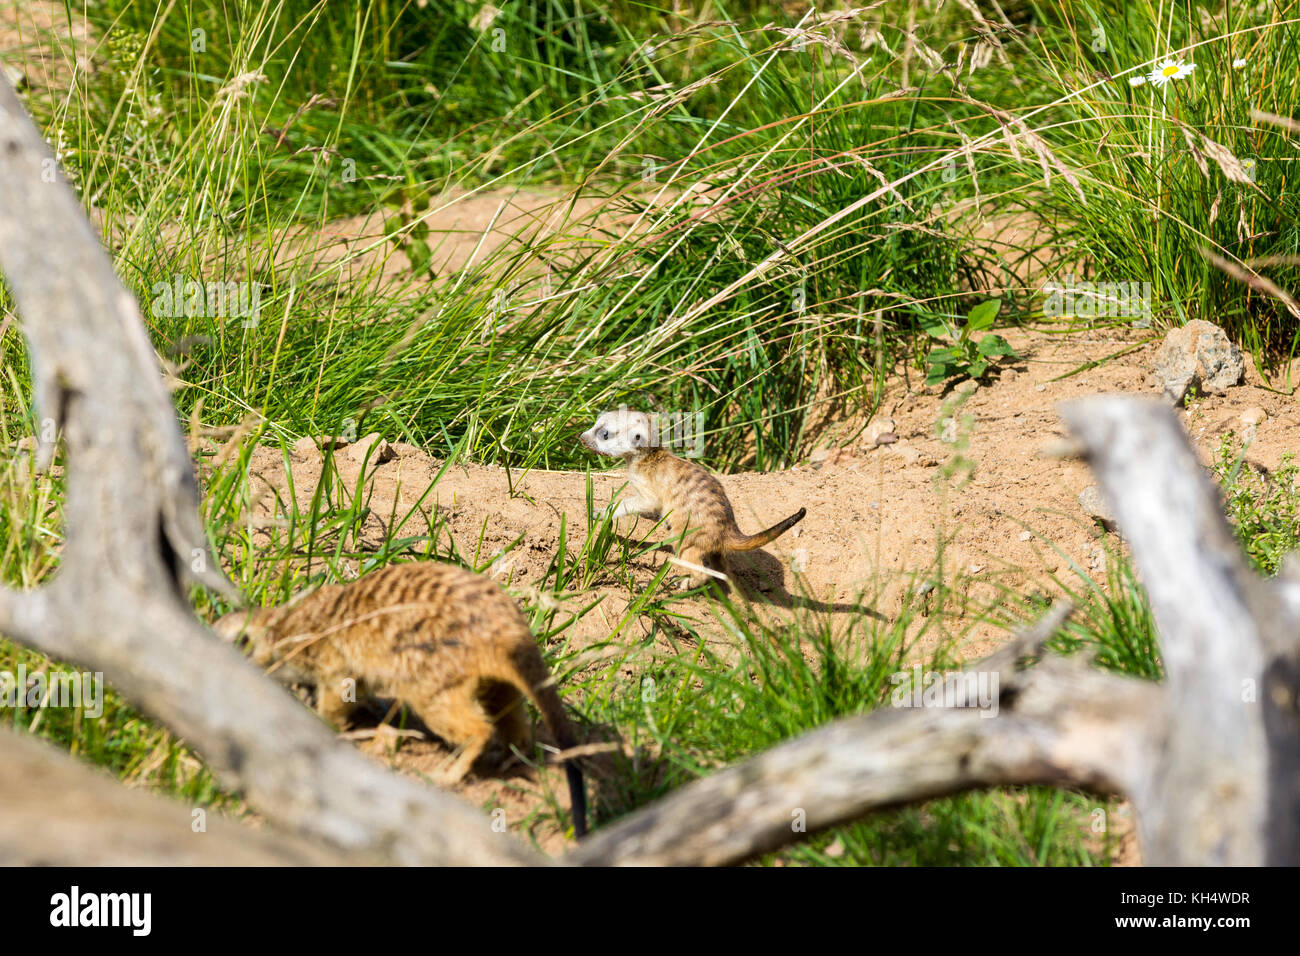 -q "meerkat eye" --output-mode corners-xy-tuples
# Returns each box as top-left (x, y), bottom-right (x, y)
(597, 428), (609, 440)
(632, 430), (645, 446)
